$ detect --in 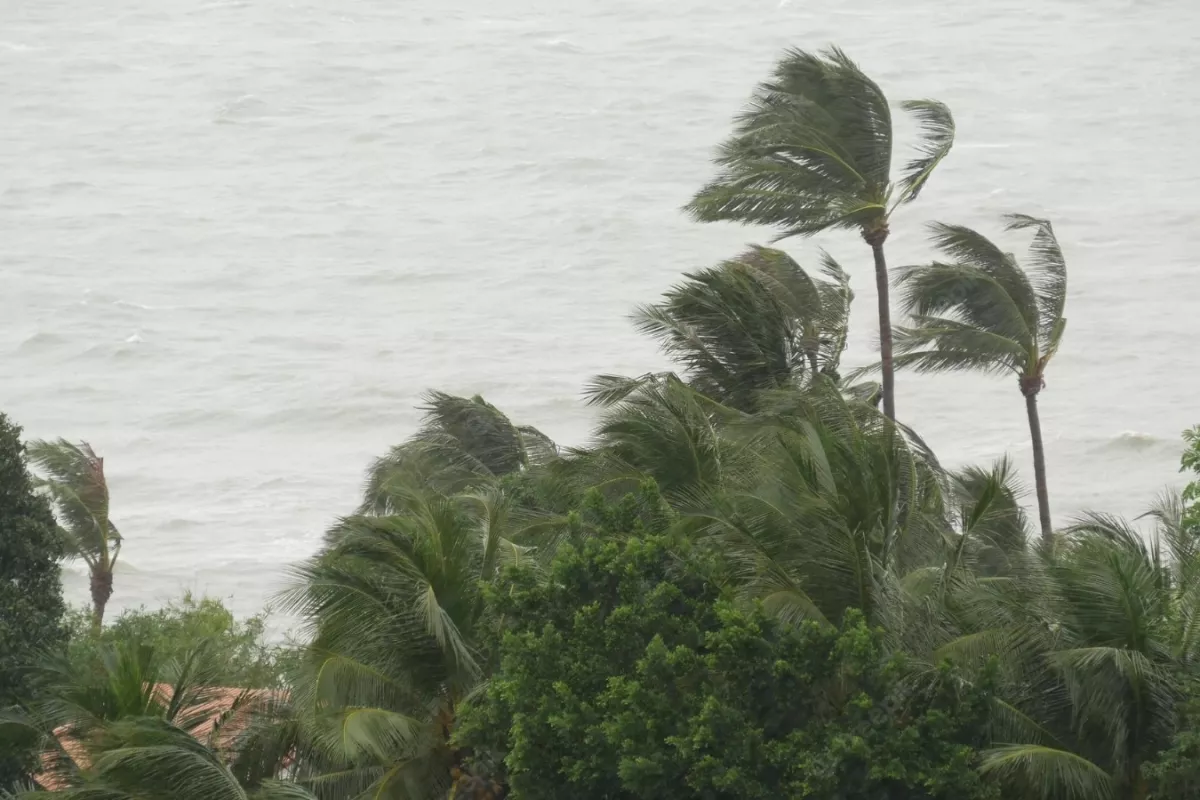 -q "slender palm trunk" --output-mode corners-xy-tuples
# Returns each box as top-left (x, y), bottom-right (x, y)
(1023, 388), (1053, 542)
(90, 566), (113, 631)
(868, 240), (896, 420)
